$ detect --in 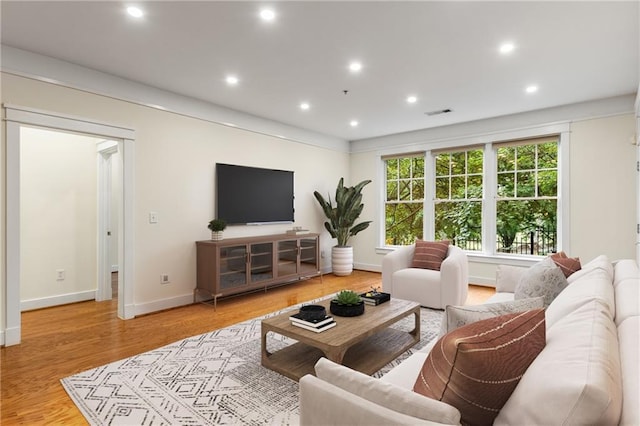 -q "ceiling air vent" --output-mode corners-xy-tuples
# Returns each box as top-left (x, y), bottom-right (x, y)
(424, 108), (452, 116)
